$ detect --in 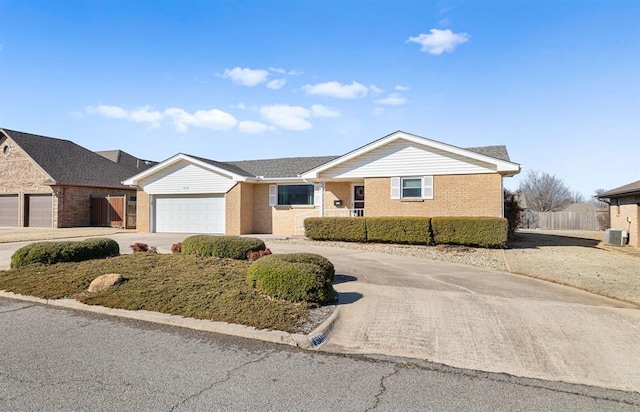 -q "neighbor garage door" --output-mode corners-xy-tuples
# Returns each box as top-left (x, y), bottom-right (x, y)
(26, 194), (53, 227)
(154, 195), (225, 233)
(0, 195), (19, 227)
